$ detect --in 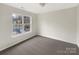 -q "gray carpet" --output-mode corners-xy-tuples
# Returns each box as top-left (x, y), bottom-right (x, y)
(0, 35), (78, 55)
